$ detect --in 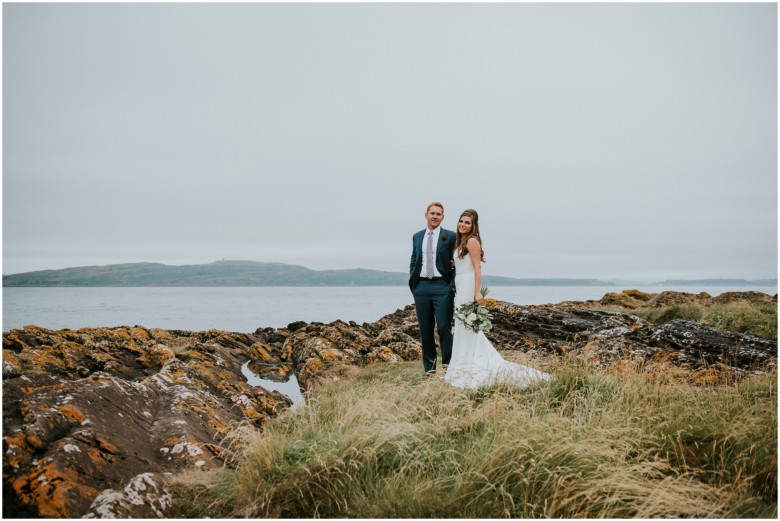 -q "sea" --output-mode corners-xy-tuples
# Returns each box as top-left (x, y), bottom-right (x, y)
(3, 285), (777, 333)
